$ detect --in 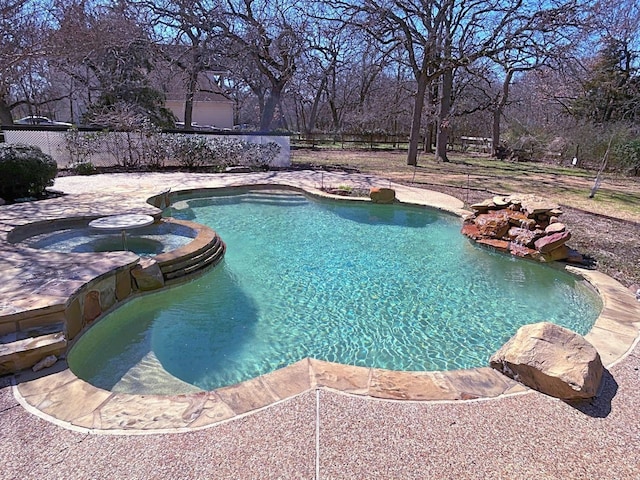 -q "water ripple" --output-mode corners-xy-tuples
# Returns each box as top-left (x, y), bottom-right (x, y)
(69, 193), (602, 393)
